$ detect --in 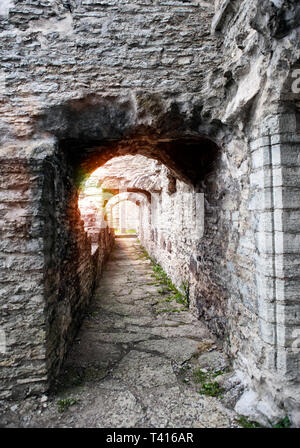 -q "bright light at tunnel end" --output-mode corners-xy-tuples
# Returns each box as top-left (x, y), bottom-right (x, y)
(79, 182), (205, 238)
